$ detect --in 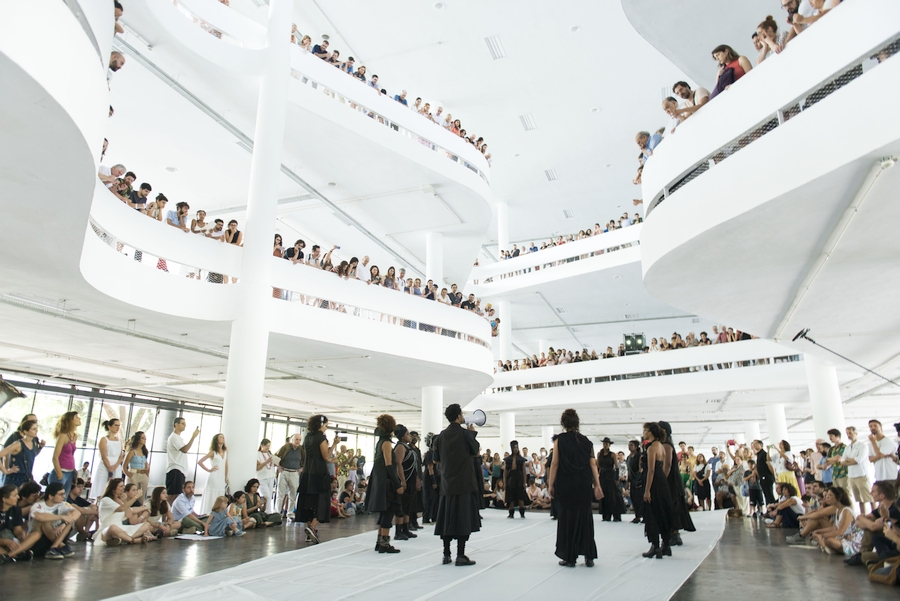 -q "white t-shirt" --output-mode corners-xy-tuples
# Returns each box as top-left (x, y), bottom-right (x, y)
(208, 227), (226, 241)
(166, 432), (188, 475)
(775, 451), (794, 475)
(358, 263), (371, 282)
(871, 436), (899, 482)
(843, 440), (870, 478)
(437, 294), (451, 305)
(257, 451), (276, 480)
(98, 496), (123, 533)
(29, 501), (75, 531)
(787, 495), (806, 514)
